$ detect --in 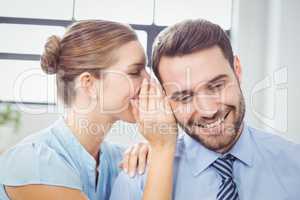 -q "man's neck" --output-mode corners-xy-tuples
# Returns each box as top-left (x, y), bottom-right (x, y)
(216, 122), (245, 154)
